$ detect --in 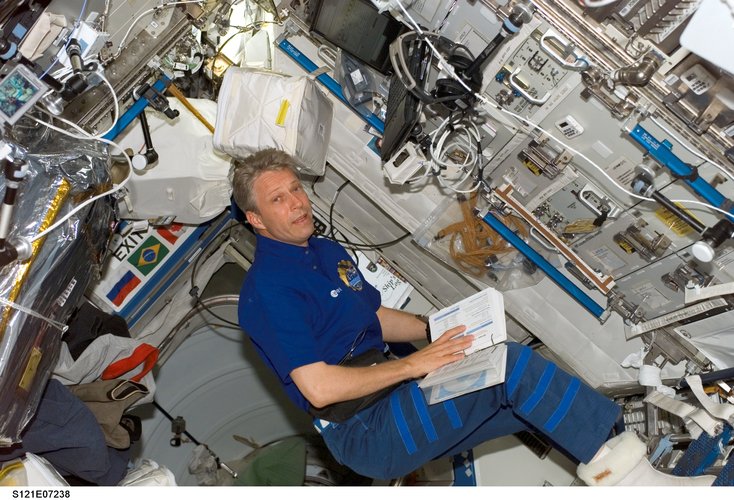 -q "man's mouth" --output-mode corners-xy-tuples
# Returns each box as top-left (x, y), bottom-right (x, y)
(293, 214), (310, 224)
